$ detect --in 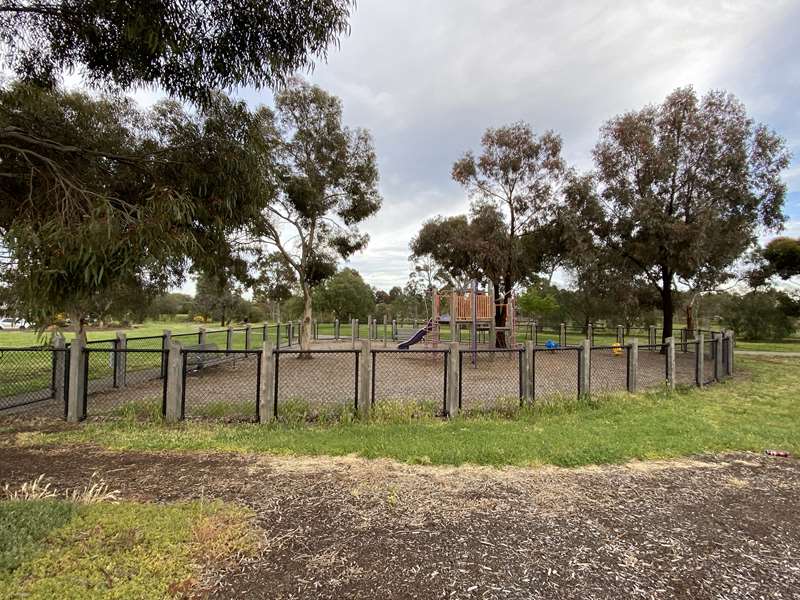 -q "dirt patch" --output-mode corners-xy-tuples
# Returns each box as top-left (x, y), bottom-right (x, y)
(1, 444), (798, 599)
